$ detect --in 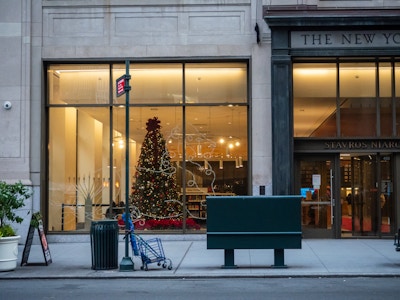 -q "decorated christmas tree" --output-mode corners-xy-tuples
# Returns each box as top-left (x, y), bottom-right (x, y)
(131, 117), (180, 219)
